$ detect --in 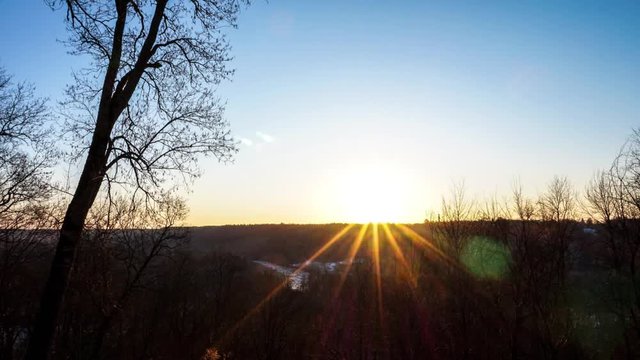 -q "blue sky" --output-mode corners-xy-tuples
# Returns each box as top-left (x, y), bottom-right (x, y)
(1, 0), (639, 224)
